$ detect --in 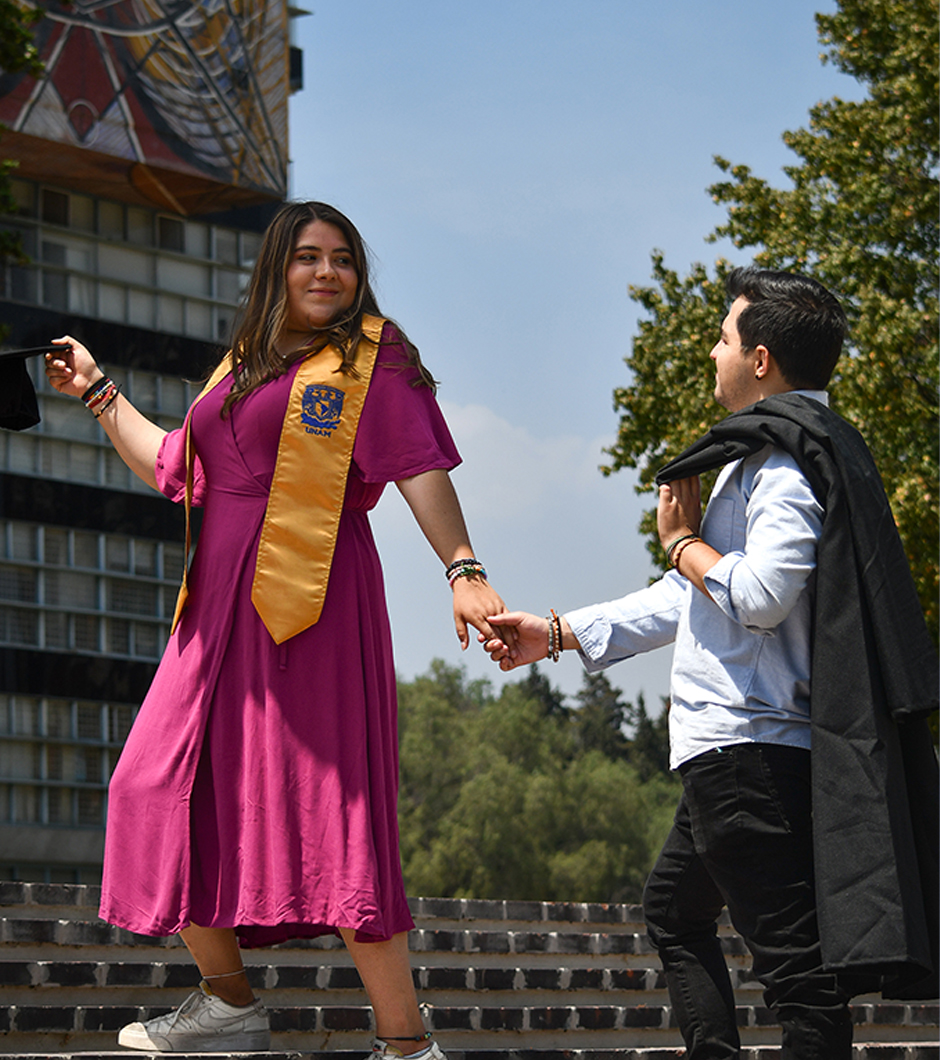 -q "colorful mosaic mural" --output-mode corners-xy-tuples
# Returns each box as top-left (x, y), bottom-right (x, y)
(0, 1), (289, 202)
